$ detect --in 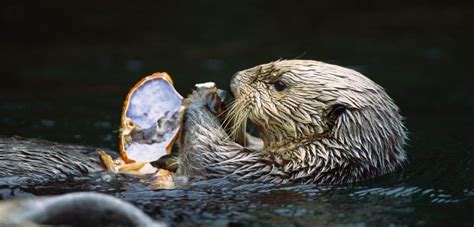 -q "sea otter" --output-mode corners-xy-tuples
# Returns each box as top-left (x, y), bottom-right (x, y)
(0, 59), (407, 186)
(0, 59), (407, 226)
(178, 60), (407, 184)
